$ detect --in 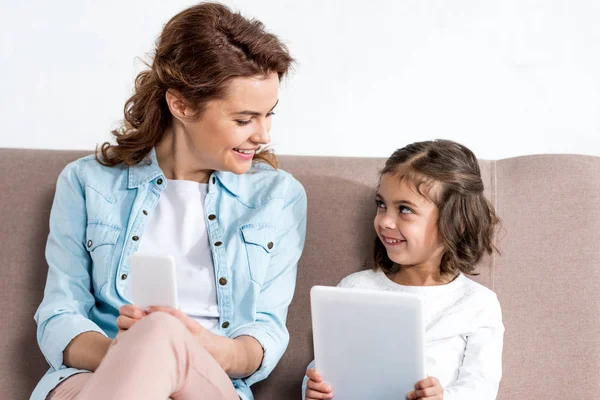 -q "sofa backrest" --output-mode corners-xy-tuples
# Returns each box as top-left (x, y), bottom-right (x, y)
(1, 149), (599, 399)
